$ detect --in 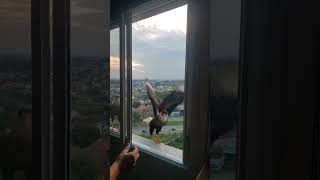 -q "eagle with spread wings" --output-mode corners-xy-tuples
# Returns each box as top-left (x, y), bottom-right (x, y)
(145, 80), (184, 144)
